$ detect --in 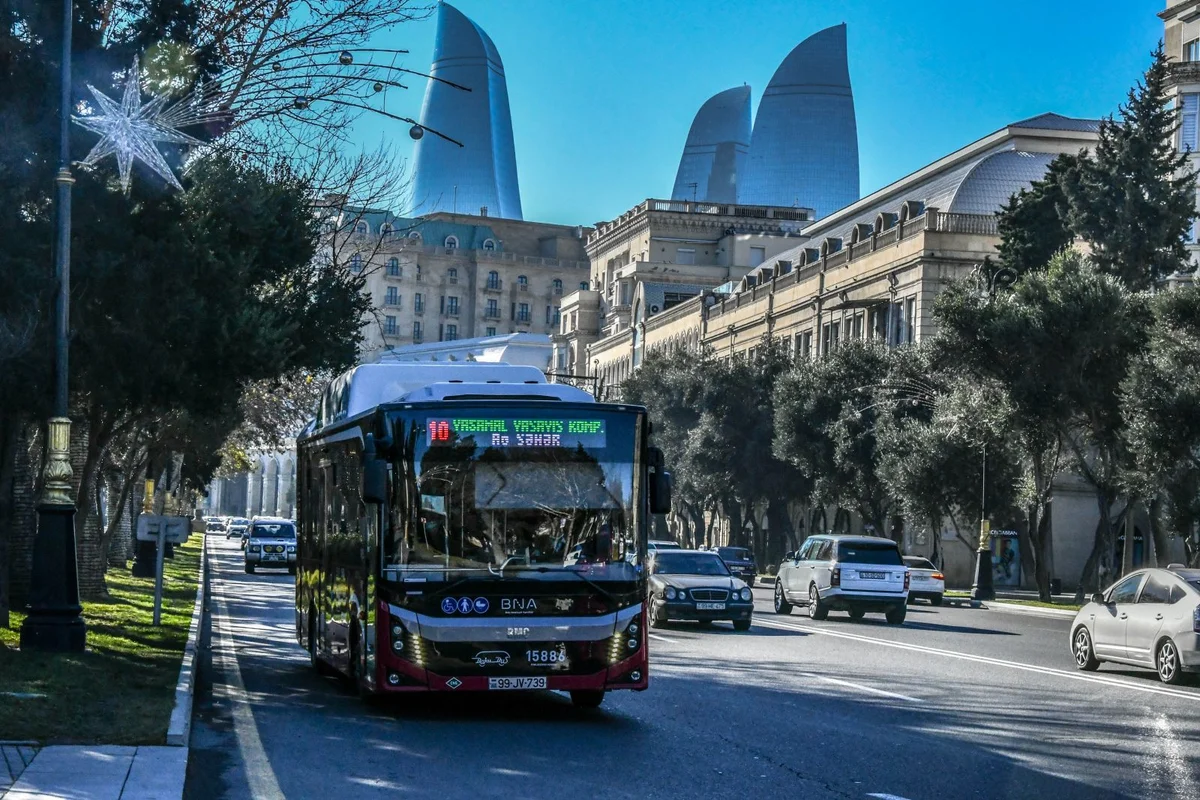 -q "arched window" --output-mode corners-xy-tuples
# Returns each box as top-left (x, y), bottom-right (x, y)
(354, 221), (368, 236)
(552, 278), (563, 293)
(444, 235), (458, 249)
(483, 238), (496, 251)
(517, 275), (528, 290)
(579, 281), (589, 291)
(487, 270), (500, 290)
(386, 258), (400, 277)
(448, 267), (458, 283)
(349, 253), (363, 272)
(408, 230), (421, 241)
(380, 223), (393, 239)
